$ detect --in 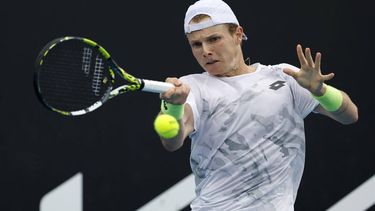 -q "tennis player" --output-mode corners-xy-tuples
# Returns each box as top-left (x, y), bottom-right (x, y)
(157, 0), (358, 210)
